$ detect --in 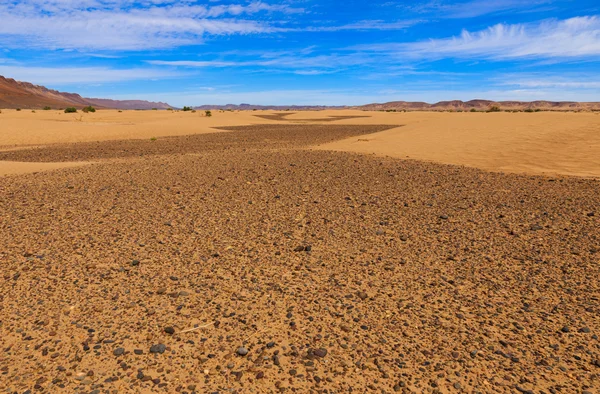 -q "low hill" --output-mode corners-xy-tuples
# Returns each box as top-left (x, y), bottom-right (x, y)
(358, 99), (600, 111)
